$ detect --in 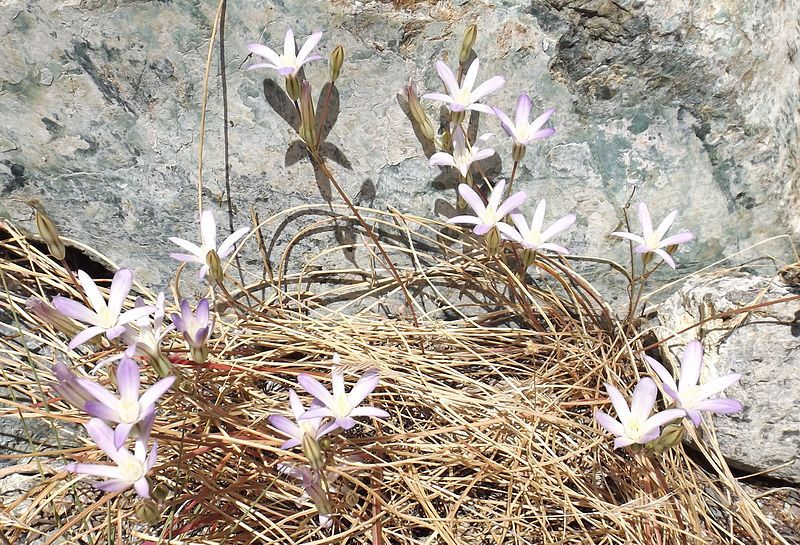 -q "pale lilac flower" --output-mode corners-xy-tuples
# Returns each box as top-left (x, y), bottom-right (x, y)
(492, 95), (555, 146)
(51, 363), (96, 411)
(429, 127), (495, 178)
(247, 28), (323, 77)
(169, 209), (249, 279)
(278, 464), (336, 527)
(646, 341), (743, 427)
(65, 417), (157, 498)
(422, 58), (504, 114)
(77, 357), (175, 448)
(171, 299), (213, 353)
(52, 269), (155, 349)
(298, 358), (389, 430)
(595, 378), (685, 449)
(611, 202), (694, 269)
(511, 200), (576, 254)
(269, 389), (338, 450)
(447, 180), (525, 239)
(123, 293), (174, 361)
